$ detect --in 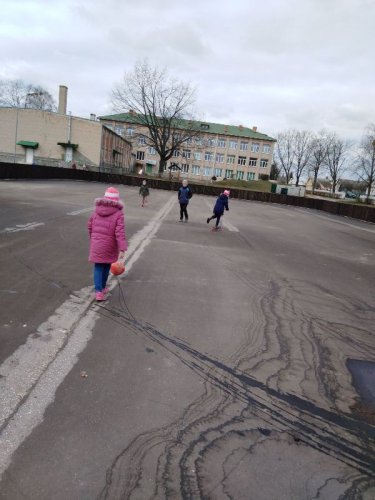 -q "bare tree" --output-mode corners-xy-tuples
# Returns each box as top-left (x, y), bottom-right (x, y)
(0, 79), (56, 110)
(294, 130), (313, 186)
(355, 124), (375, 202)
(274, 130), (296, 184)
(112, 60), (199, 174)
(325, 133), (348, 193)
(309, 130), (329, 193)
